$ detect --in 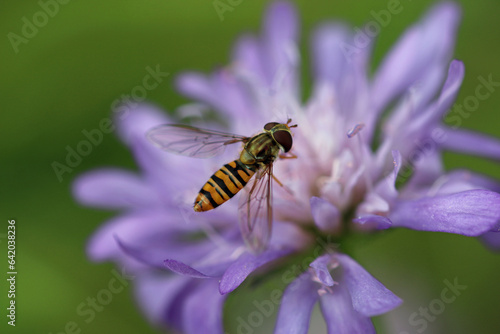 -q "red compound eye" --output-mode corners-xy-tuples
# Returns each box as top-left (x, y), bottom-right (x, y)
(264, 122), (279, 131)
(273, 130), (293, 152)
